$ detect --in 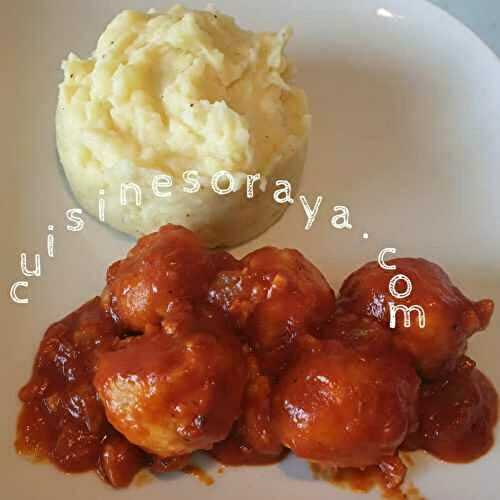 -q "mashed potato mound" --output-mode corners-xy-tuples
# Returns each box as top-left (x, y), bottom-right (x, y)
(56, 4), (310, 246)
